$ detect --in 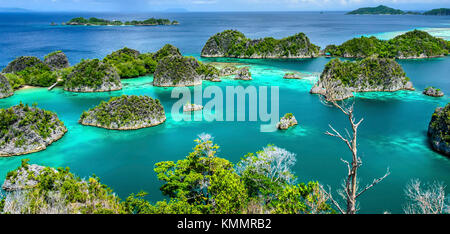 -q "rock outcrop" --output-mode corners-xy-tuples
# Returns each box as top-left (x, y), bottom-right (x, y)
(220, 65), (239, 76)
(235, 67), (252, 80)
(2, 164), (53, 191)
(0, 74), (14, 98)
(283, 73), (301, 79)
(201, 30), (320, 59)
(153, 44), (182, 62)
(310, 57), (414, 101)
(277, 113), (298, 130)
(64, 59), (122, 92)
(0, 104), (67, 157)
(44, 51), (70, 70)
(423, 87), (444, 97)
(153, 55), (202, 87)
(428, 103), (450, 156)
(183, 103), (203, 112)
(2, 56), (44, 73)
(79, 95), (166, 130)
